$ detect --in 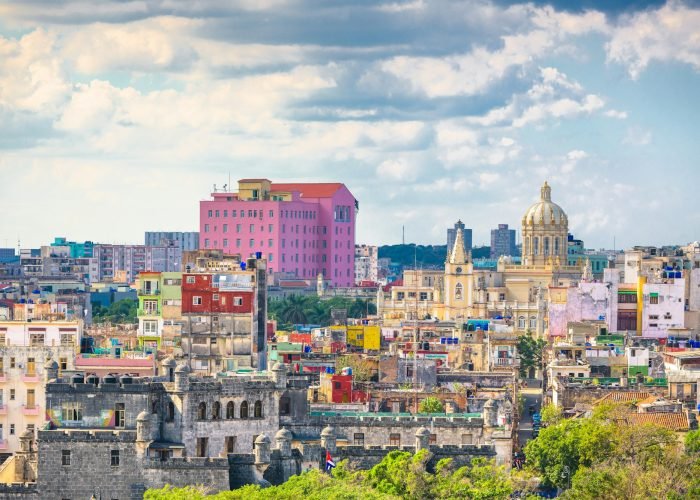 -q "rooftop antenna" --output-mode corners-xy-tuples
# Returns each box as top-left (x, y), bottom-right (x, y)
(402, 225), (405, 245)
